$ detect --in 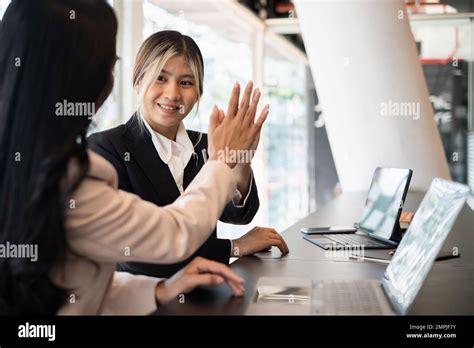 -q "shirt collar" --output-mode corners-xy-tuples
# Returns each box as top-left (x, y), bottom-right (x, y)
(142, 118), (195, 165)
